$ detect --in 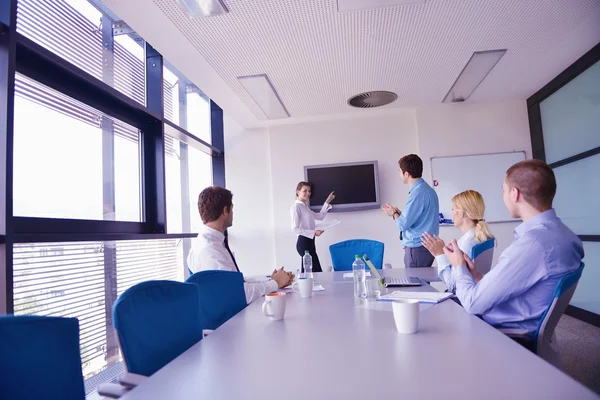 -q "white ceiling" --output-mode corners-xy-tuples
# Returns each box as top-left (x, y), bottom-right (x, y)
(102, 0), (600, 128)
